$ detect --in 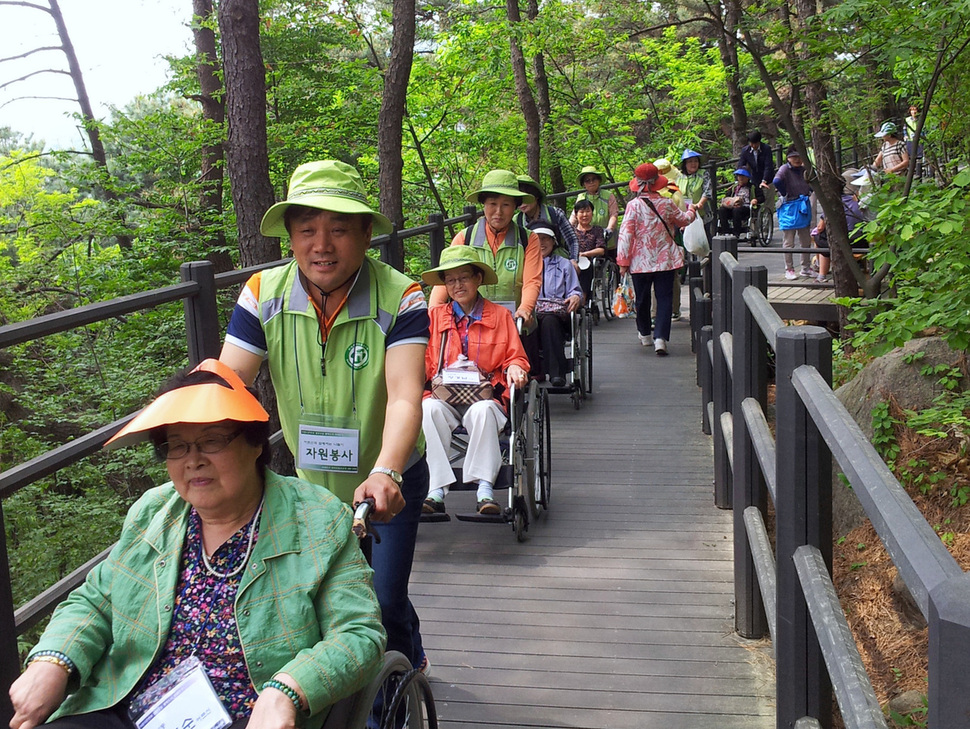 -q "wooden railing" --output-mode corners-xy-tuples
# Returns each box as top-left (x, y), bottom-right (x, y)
(695, 234), (970, 728)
